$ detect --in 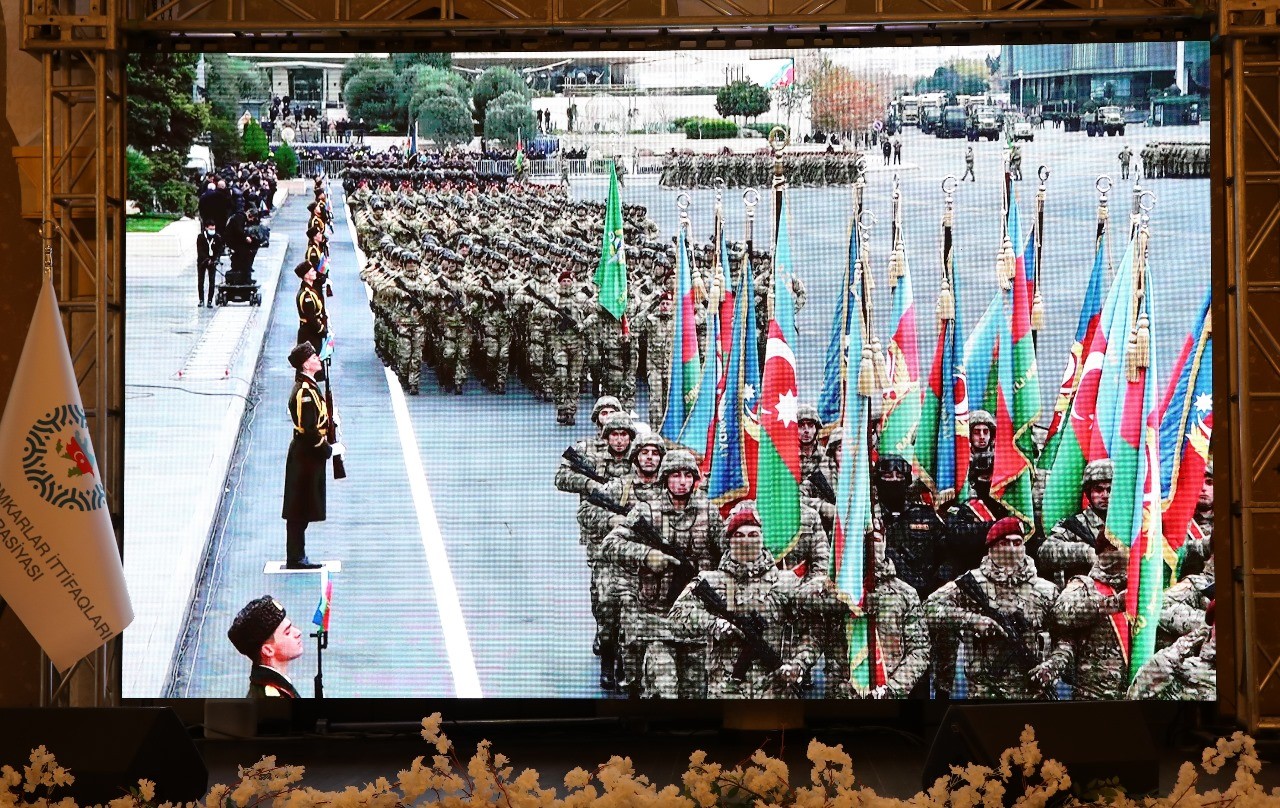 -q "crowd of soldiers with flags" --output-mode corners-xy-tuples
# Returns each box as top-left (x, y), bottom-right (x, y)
(554, 153), (1214, 700)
